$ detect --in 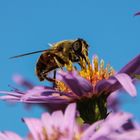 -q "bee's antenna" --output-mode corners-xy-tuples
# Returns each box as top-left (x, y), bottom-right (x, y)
(9, 49), (48, 59)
